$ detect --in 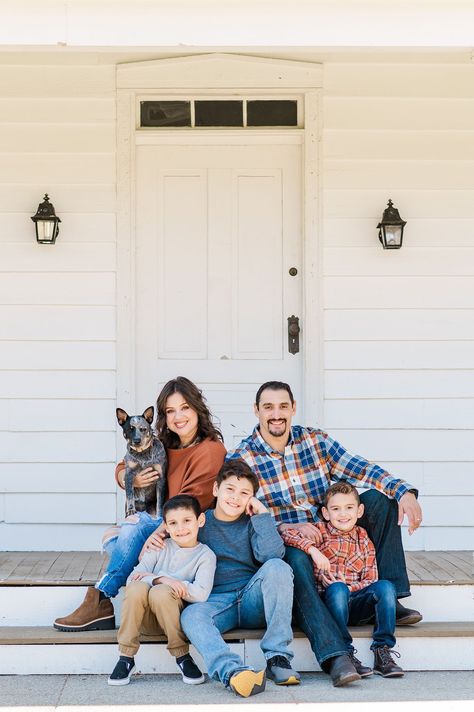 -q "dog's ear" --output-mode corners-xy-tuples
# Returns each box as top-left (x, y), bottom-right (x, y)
(142, 406), (154, 424)
(116, 408), (129, 426)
